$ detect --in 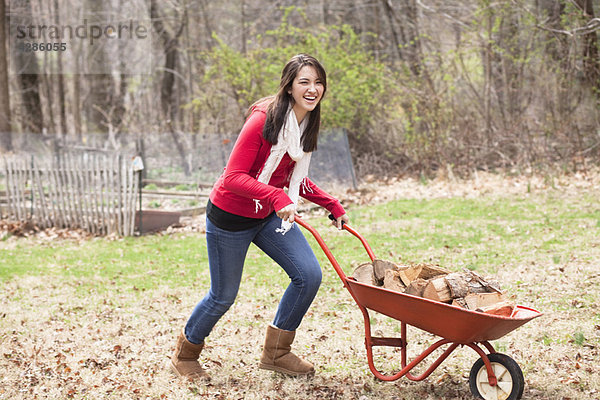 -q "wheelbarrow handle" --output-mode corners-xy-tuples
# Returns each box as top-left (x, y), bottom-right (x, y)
(328, 213), (346, 228)
(326, 214), (375, 261)
(295, 215), (377, 286)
